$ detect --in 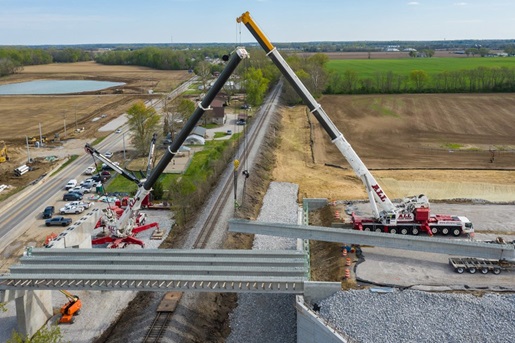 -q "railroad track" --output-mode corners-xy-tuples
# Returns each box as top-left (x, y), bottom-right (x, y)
(193, 81), (283, 248)
(142, 311), (172, 343)
(141, 81), (283, 342)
